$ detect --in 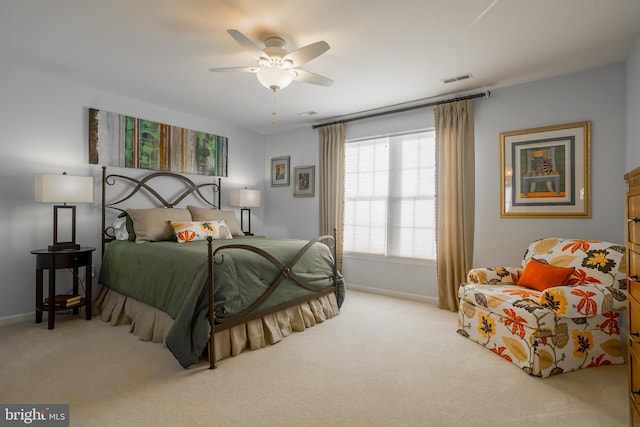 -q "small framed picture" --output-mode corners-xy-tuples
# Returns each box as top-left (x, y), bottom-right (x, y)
(293, 165), (315, 197)
(271, 156), (290, 187)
